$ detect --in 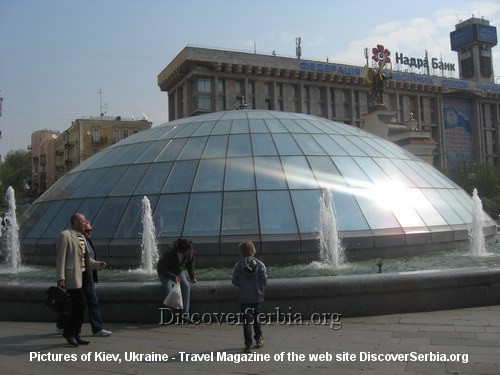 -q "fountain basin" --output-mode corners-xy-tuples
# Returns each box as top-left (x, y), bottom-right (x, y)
(1, 266), (500, 323)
